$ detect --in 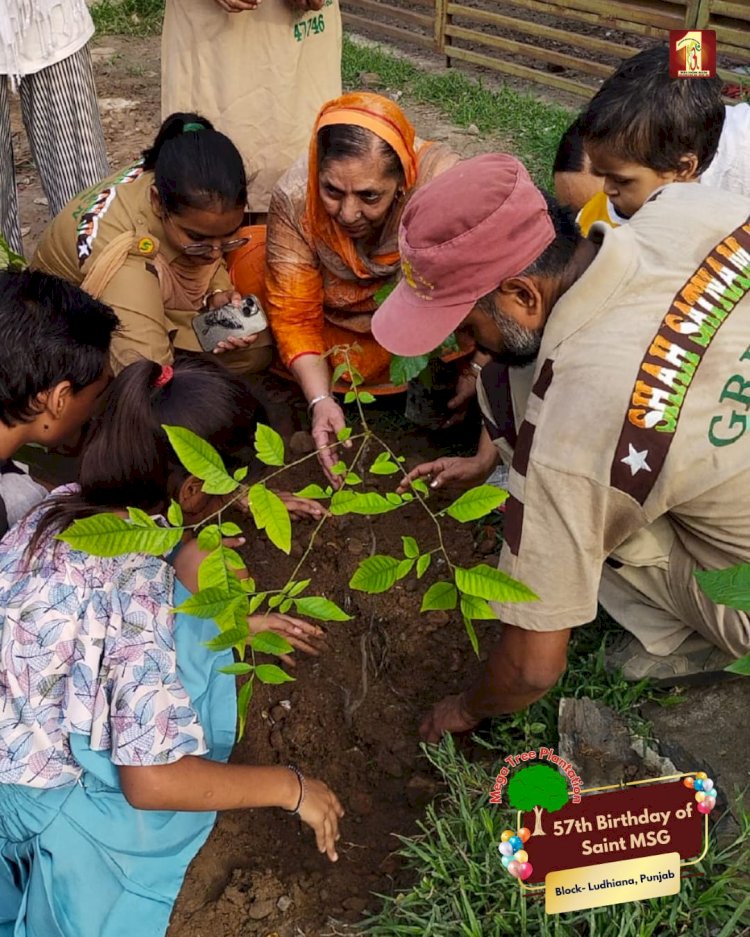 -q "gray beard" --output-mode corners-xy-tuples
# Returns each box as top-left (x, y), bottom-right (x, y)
(489, 305), (543, 368)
